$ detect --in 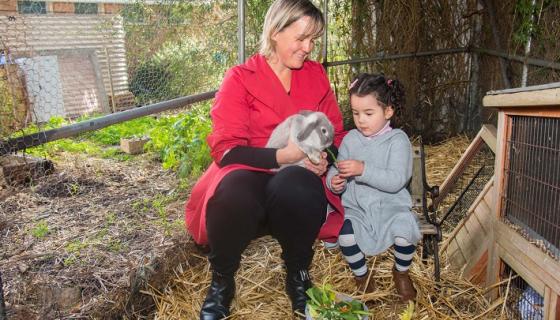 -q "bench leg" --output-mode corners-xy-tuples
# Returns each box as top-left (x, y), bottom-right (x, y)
(421, 235), (441, 282)
(432, 237), (441, 282)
